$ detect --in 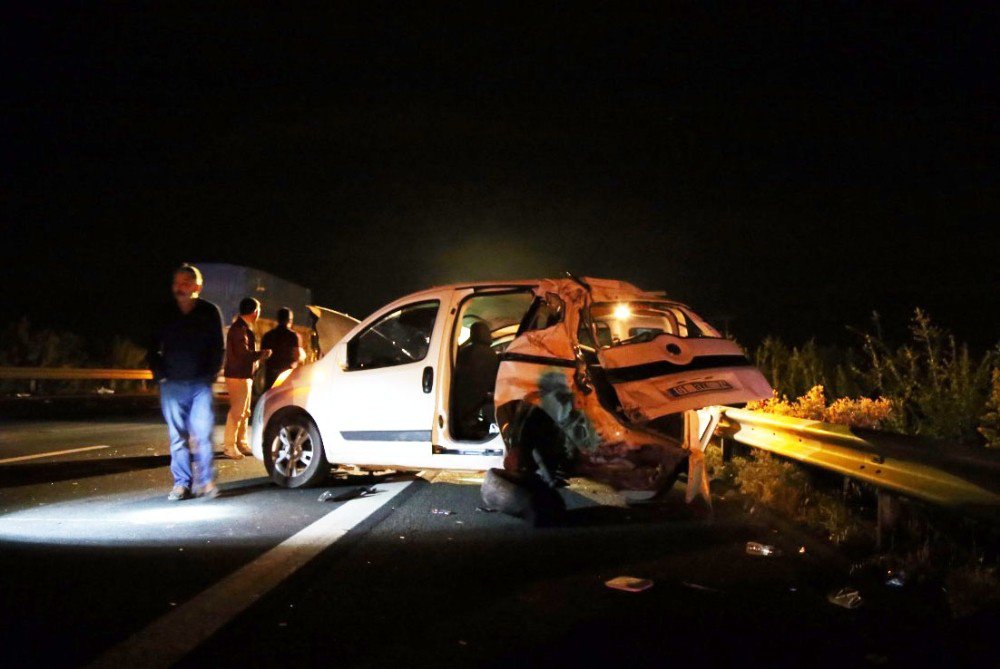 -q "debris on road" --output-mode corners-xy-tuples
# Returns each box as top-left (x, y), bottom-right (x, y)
(605, 576), (654, 592)
(746, 541), (782, 557)
(828, 586), (864, 609)
(885, 570), (908, 588)
(475, 506), (497, 513)
(682, 581), (723, 593)
(318, 485), (379, 502)
(430, 508), (453, 515)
